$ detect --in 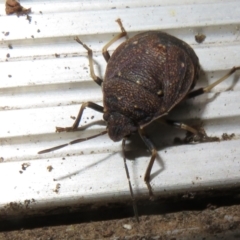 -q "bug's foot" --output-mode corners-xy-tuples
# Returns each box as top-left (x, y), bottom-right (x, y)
(146, 182), (155, 201)
(184, 127), (219, 143)
(56, 126), (74, 132)
(149, 194), (155, 201)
